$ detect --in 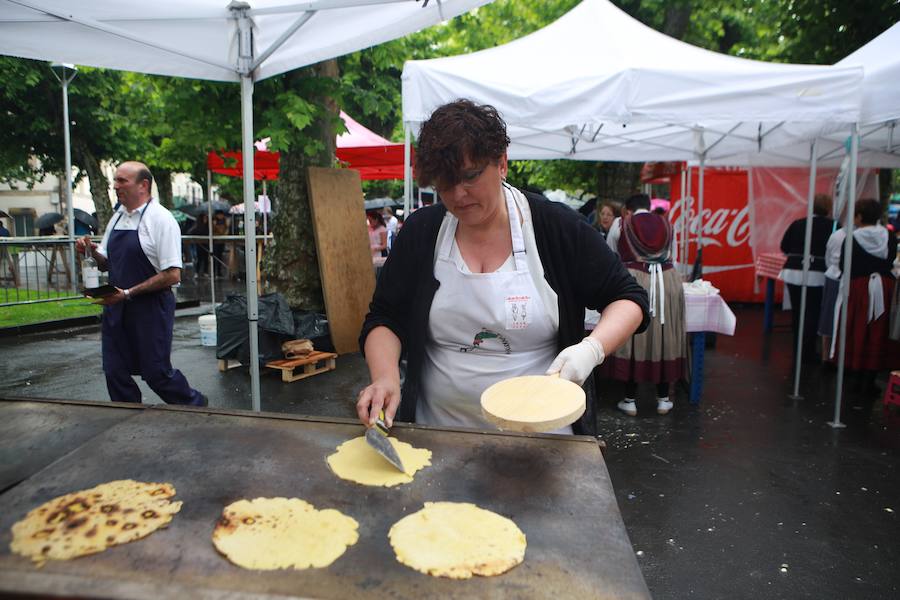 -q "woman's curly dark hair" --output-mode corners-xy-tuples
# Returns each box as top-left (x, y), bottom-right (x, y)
(415, 99), (510, 190)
